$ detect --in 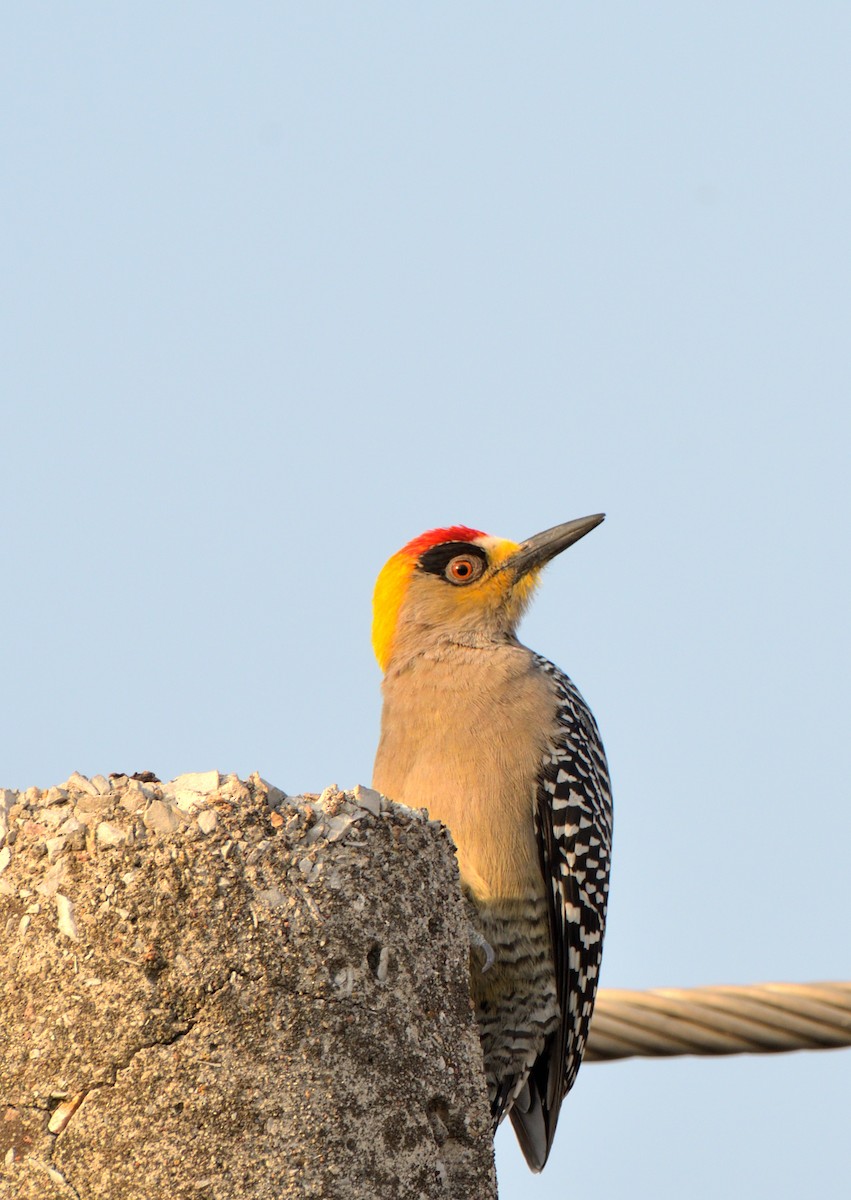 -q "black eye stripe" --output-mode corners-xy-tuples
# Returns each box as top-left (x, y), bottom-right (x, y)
(417, 542), (488, 578)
